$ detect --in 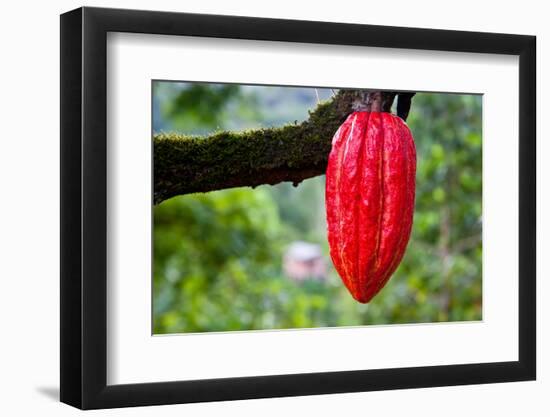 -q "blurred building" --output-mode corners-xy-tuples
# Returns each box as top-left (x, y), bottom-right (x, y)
(283, 241), (327, 281)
